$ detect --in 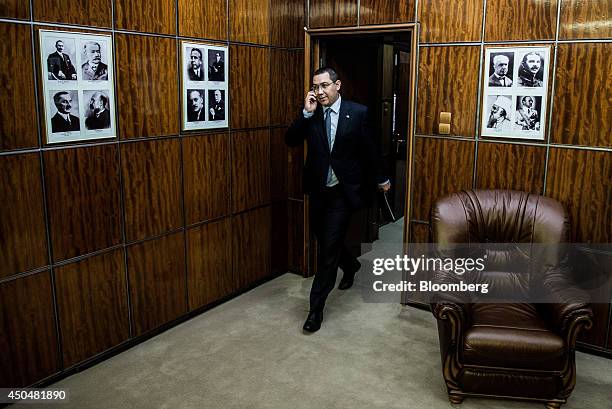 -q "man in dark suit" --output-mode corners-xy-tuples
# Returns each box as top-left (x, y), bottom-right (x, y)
(285, 67), (390, 333)
(47, 40), (77, 80)
(208, 89), (224, 120)
(187, 90), (205, 122)
(82, 42), (108, 81)
(85, 92), (111, 130)
(208, 52), (224, 81)
(188, 48), (204, 81)
(51, 91), (80, 133)
(518, 52), (544, 87)
(488, 54), (512, 87)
